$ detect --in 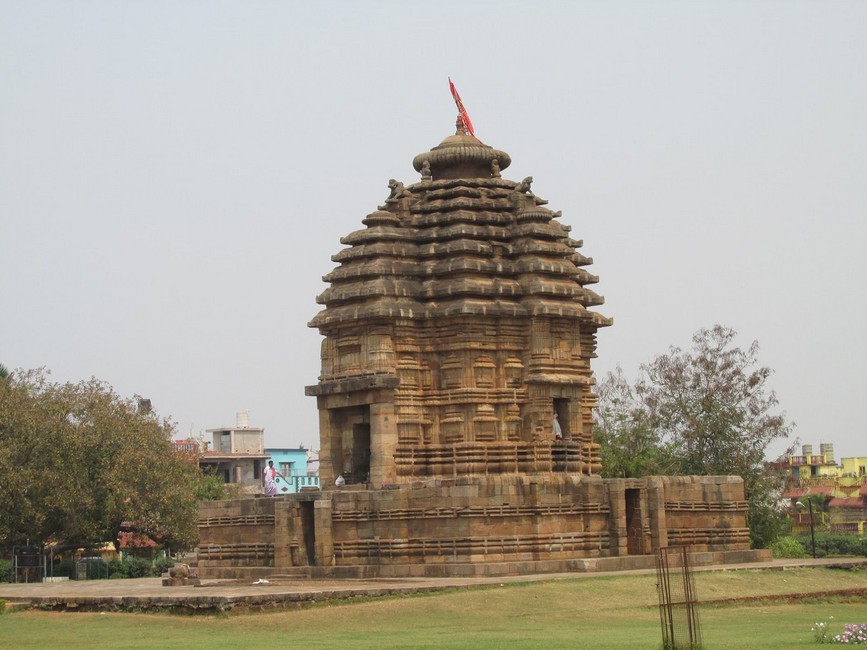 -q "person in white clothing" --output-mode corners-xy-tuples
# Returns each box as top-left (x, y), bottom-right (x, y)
(263, 460), (279, 496)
